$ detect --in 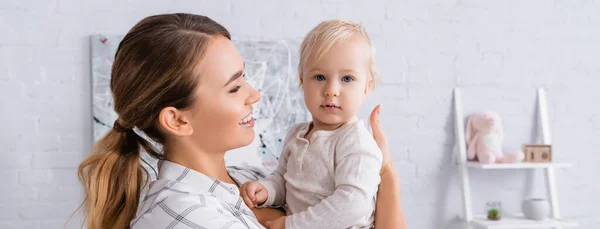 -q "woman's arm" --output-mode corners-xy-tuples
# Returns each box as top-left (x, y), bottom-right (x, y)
(251, 207), (285, 226)
(370, 105), (407, 229)
(376, 163), (405, 228)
